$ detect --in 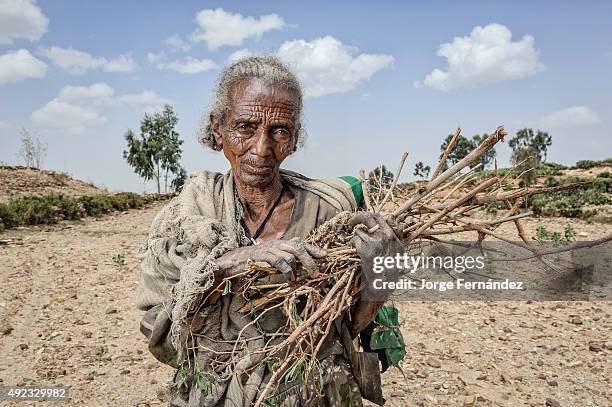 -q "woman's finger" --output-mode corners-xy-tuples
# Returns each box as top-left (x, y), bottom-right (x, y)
(348, 212), (379, 229)
(253, 250), (295, 284)
(280, 241), (318, 276)
(303, 243), (327, 259)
